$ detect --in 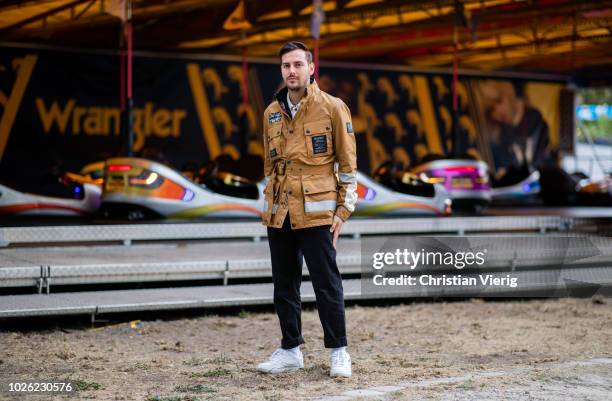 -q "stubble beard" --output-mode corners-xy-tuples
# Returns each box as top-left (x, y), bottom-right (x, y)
(288, 83), (303, 92)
